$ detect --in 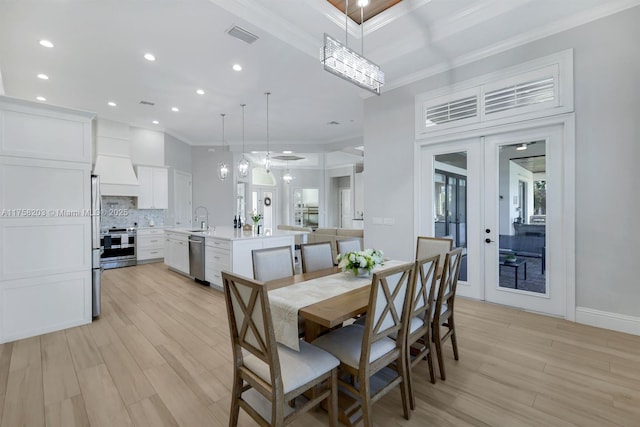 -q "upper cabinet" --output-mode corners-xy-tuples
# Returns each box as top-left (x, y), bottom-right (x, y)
(136, 165), (168, 209)
(0, 97), (93, 163)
